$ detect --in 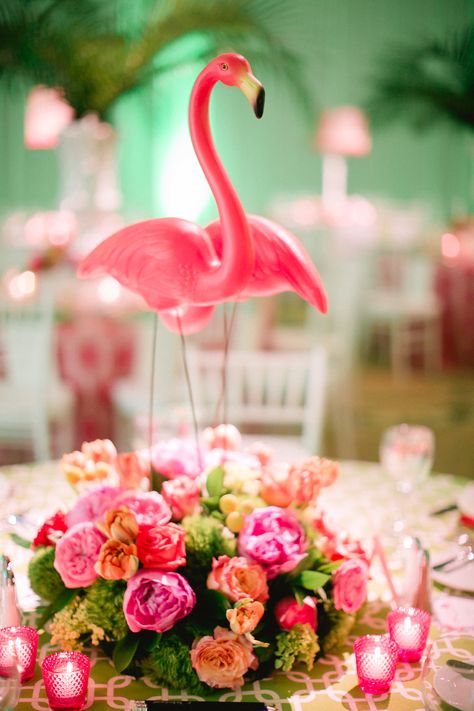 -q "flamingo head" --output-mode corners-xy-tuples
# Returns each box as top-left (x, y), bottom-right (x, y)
(211, 53), (265, 118)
